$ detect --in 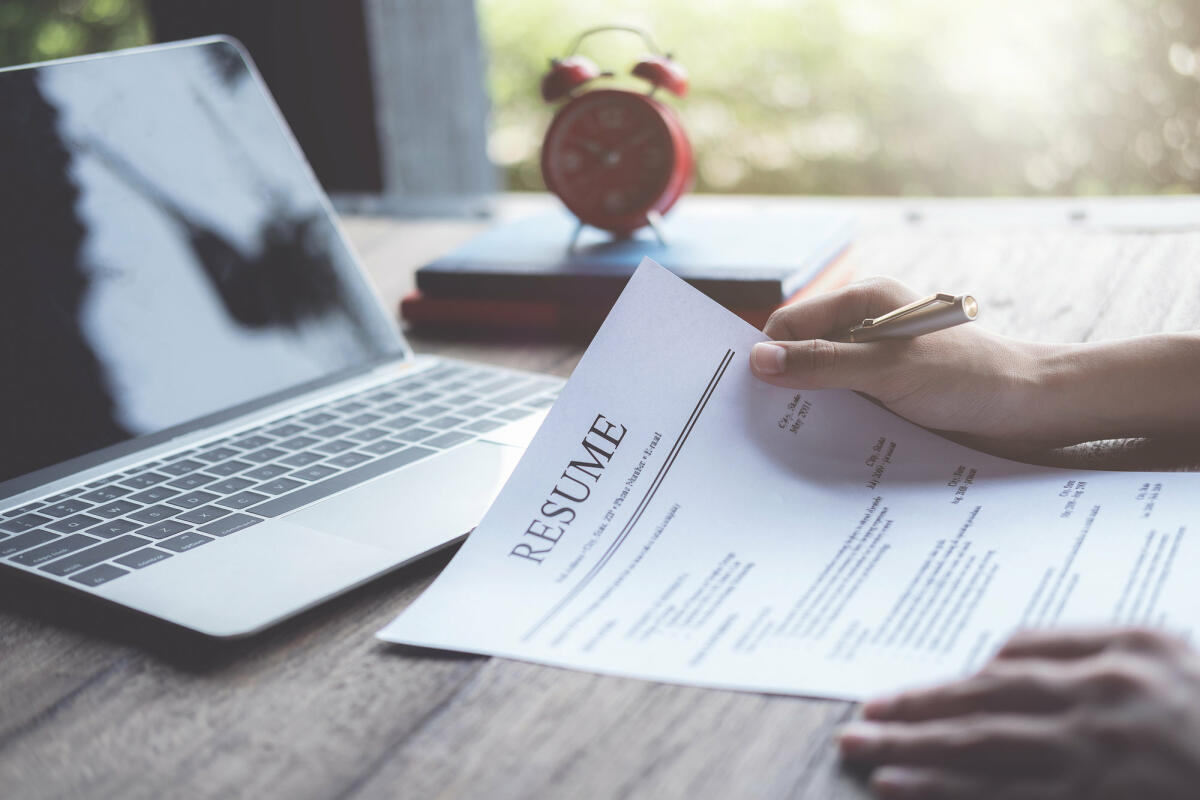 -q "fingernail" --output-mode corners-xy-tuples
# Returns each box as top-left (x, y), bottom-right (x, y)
(837, 722), (881, 757)
(872, 766), (921, 792)
(752, 343), (786, 375)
